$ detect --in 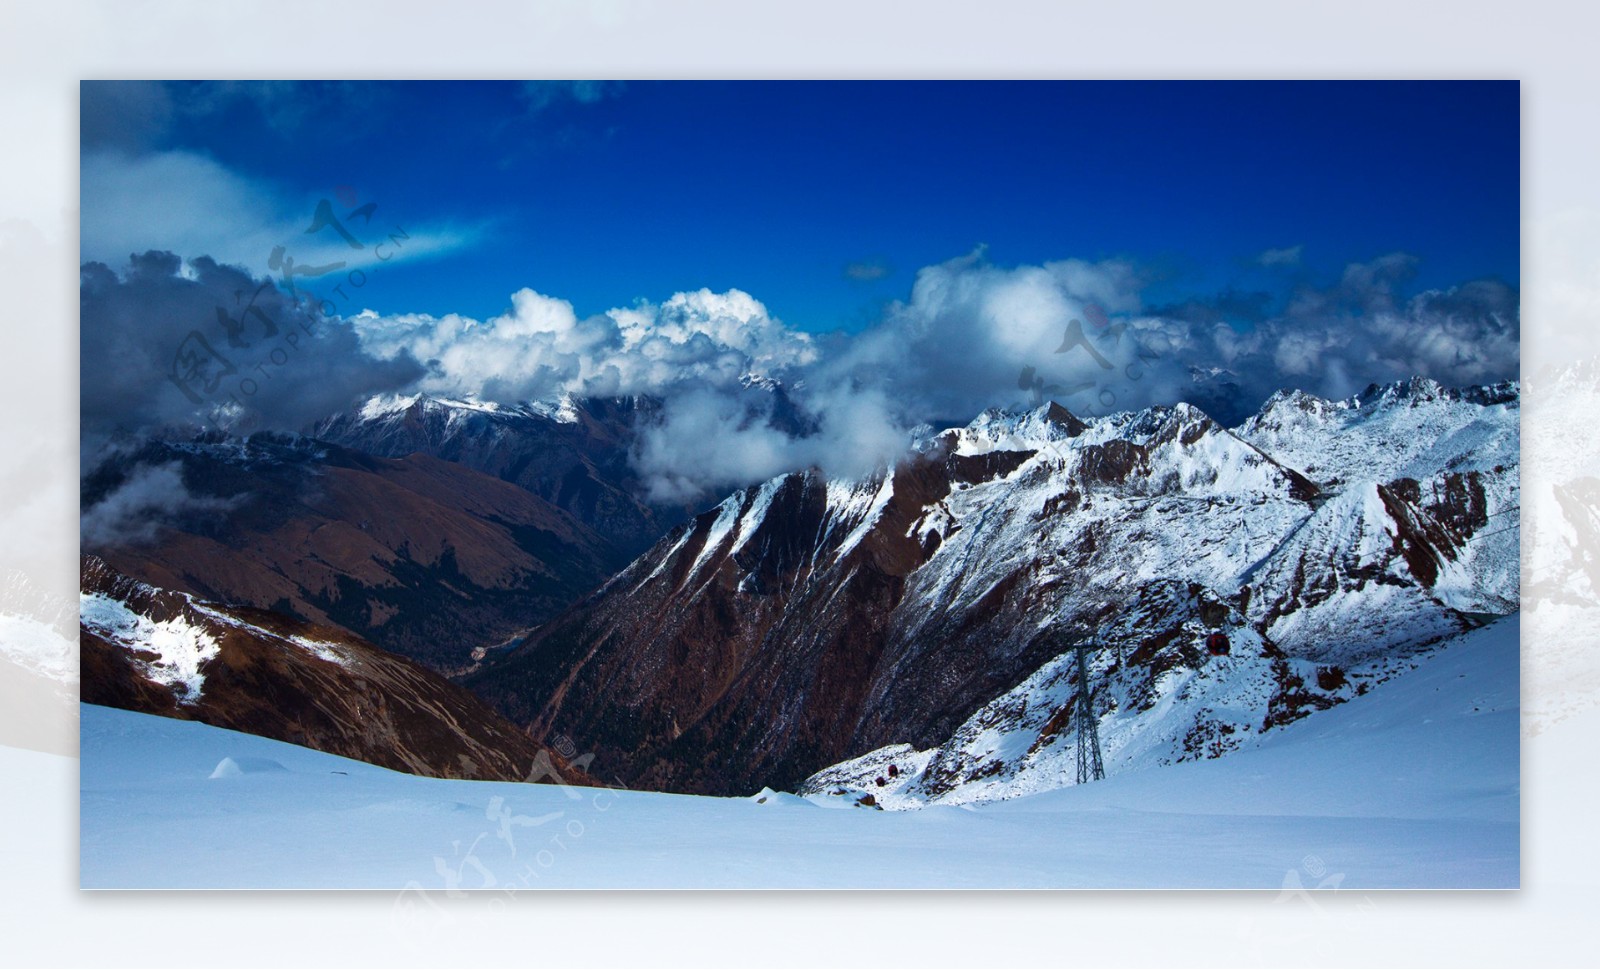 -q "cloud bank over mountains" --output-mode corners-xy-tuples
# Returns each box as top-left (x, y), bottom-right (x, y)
(79, 251), (425, 444)
(79, 244), (1519, 503)
(352, 286), (817, 404)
